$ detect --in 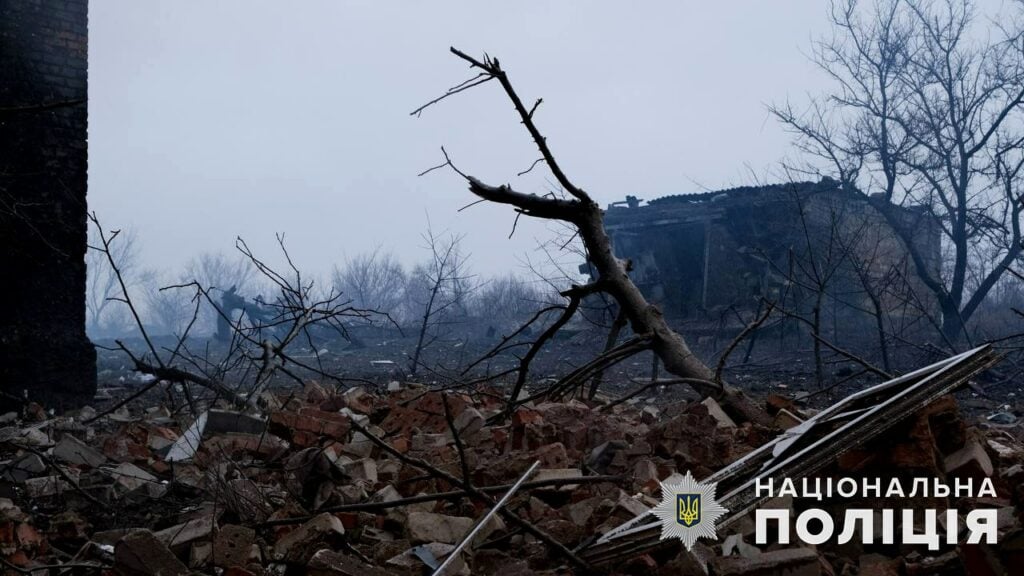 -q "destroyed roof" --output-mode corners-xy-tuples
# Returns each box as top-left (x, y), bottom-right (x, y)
(641, 178), (843, 208)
